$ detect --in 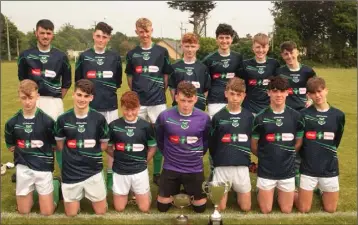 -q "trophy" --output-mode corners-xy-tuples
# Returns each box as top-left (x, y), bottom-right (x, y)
(172, 193), (193, 224)
(202, 181), (230, 225)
